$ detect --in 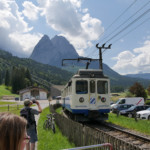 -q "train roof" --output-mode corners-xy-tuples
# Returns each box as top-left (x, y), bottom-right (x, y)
(73, 69), (109, 78)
